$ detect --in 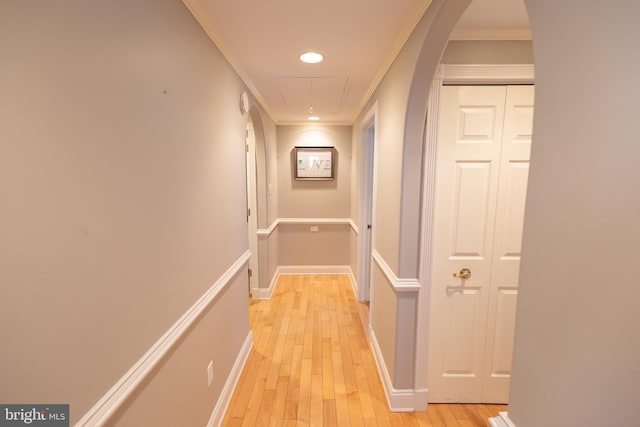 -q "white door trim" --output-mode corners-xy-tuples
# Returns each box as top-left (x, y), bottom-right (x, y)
(441, 64), (535, 85)
(357, 102), (379, 302)
(415, 64), (534, 408)
(245, 121), (260, 298)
